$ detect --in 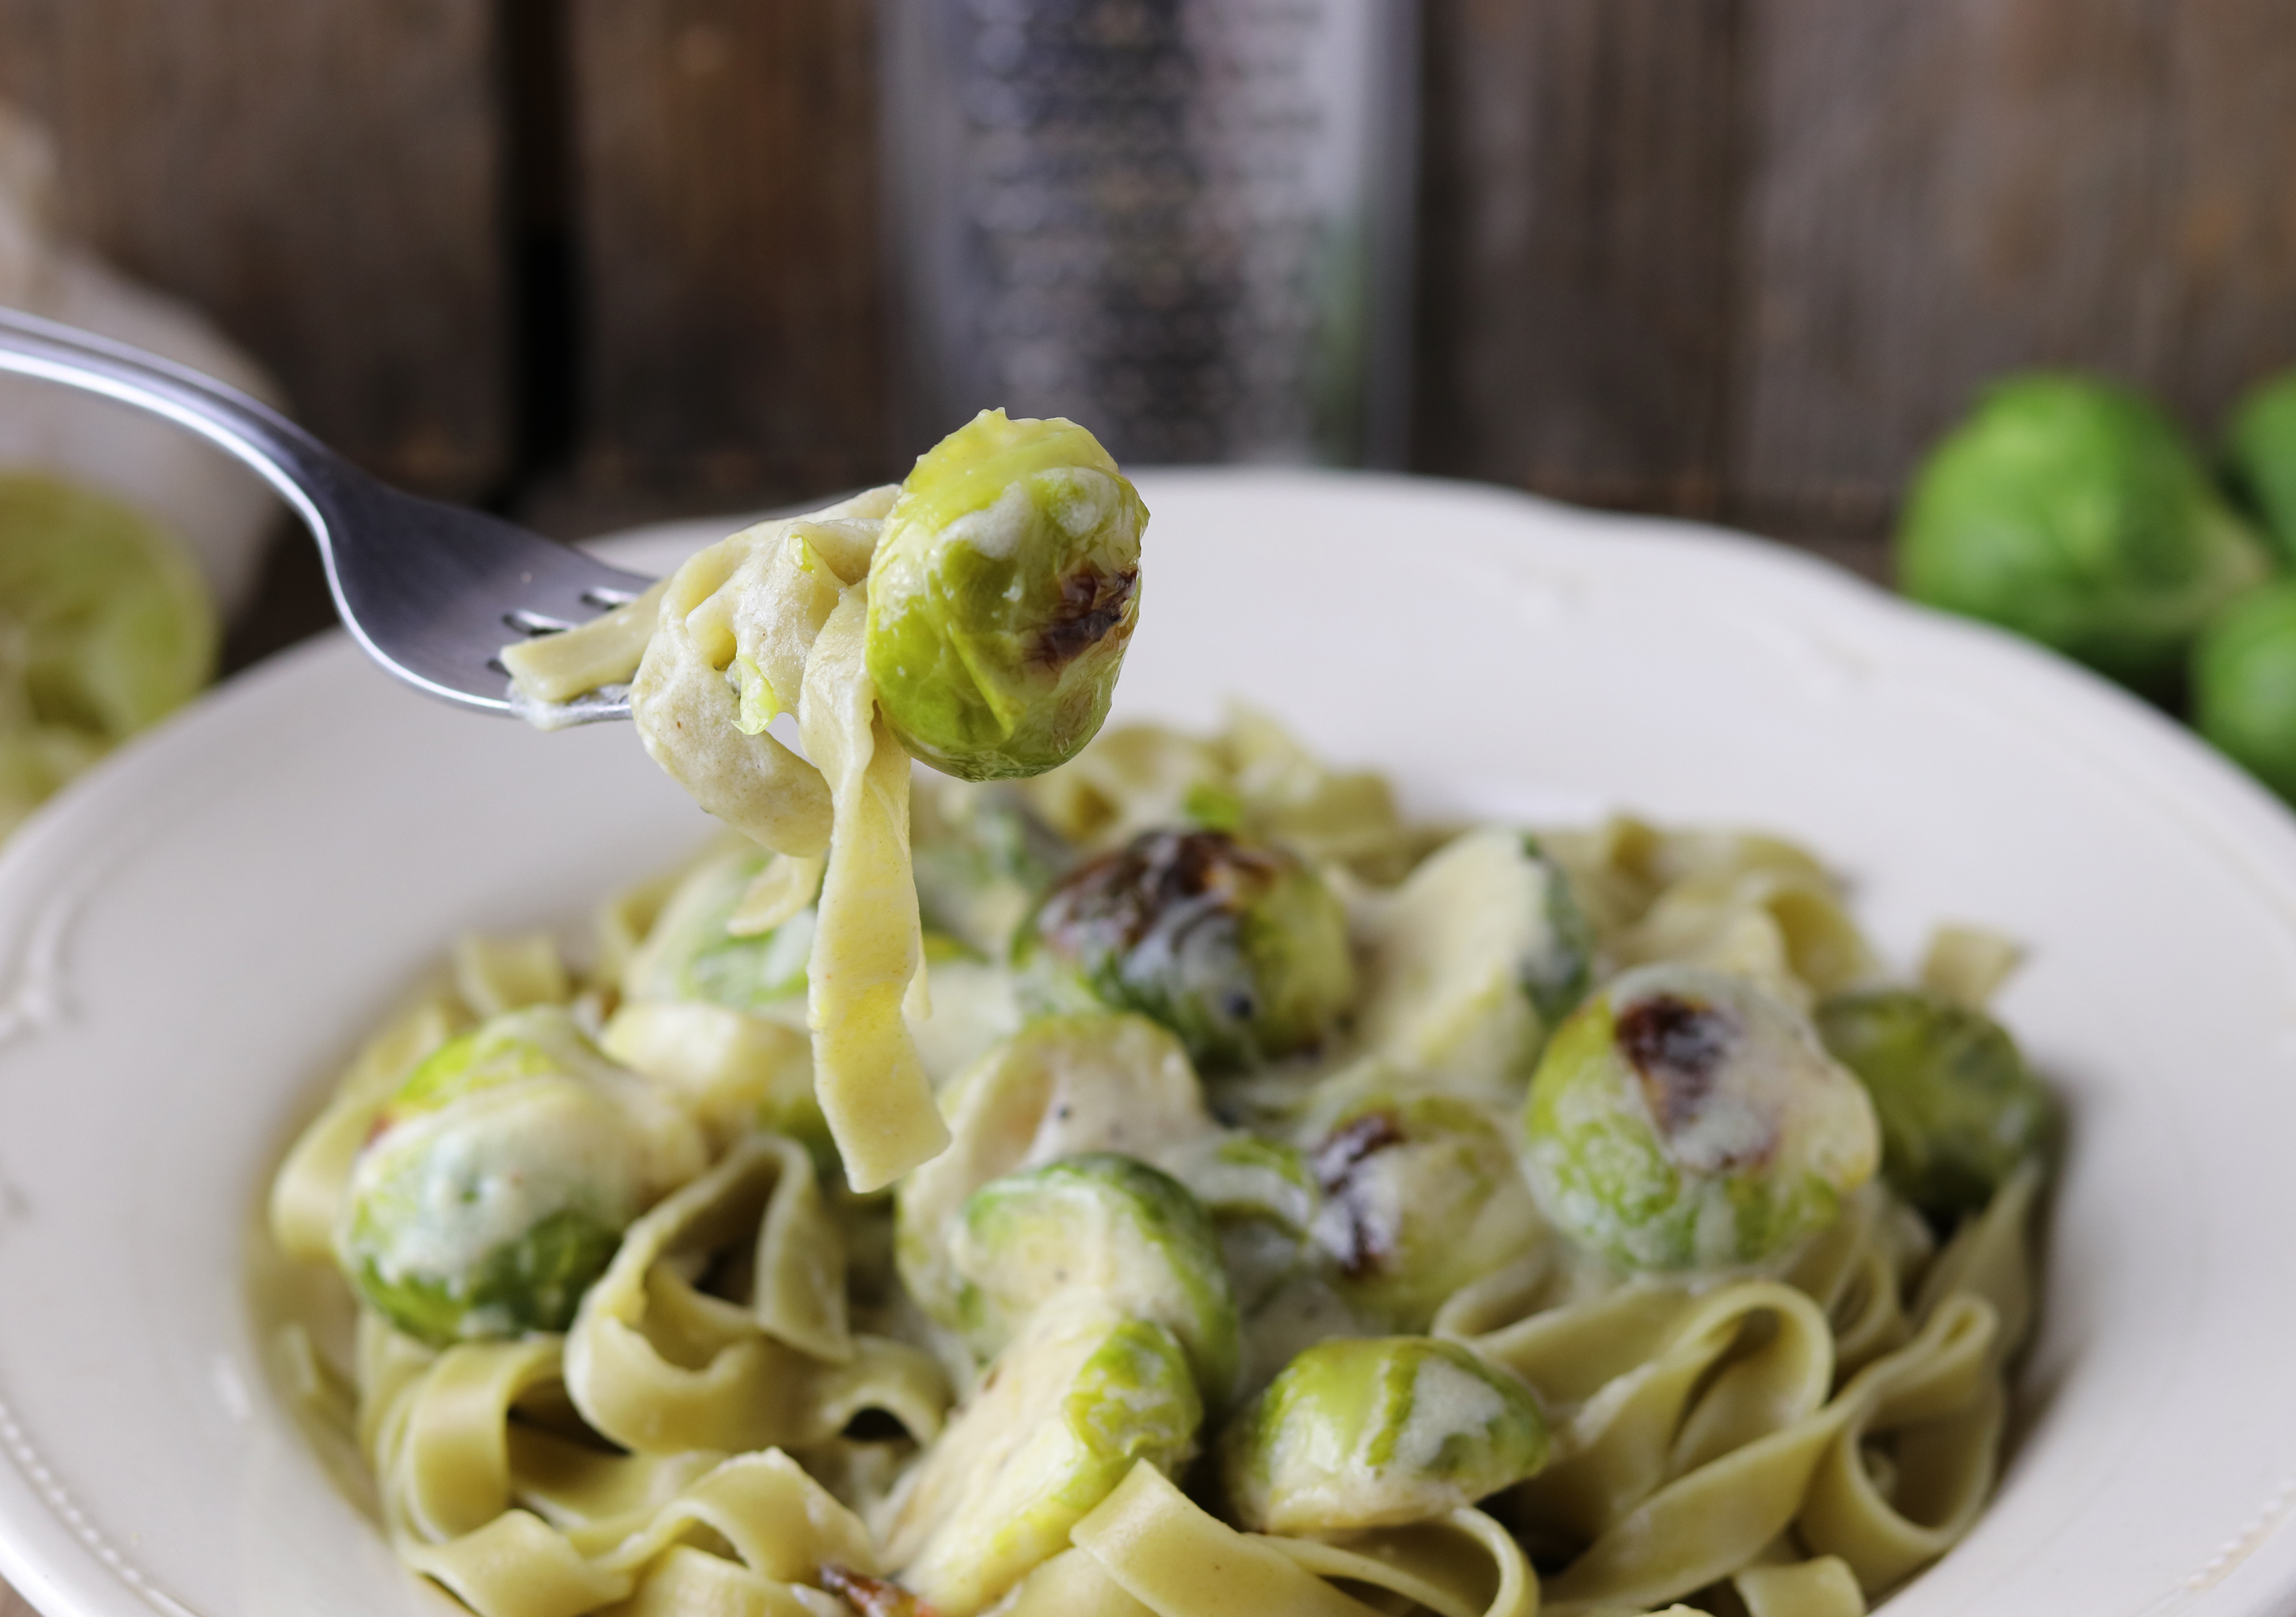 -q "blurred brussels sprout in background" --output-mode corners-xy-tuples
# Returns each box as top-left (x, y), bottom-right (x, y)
(2228, 369), (2296, 564)
(1357, 828), (1593, 1099)
(1303, 1092), (1545, 1332)
(1897, 373), (2269, 698)
(896, 1013), (1212, 1325)
(952, 1153), (1239, 1398)
(622, 840), (814, 1013)
(911, 779), (1075, 956)
(0, 471), (216, 840)
(339, 1007), (706, 1345)
(885, 1297), (1201, 1616)
(1218, 1336), (1547, 1535)
(2192, 579), (2296, 806)
(866, 409), (1145, 782)
(1814, 988), (2053, 1221)
(1014, 828), (1355, 1071)
(1522, 964), (1878, 1273)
